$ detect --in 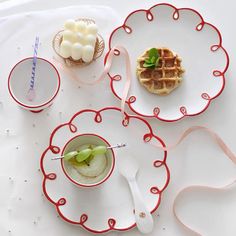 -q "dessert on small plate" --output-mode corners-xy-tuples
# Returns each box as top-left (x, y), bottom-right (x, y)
(61, 134), (115, 187)
(137, 47), (185, 95)
(53, 18), (105, 66)
(107, 3), (229, 121)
